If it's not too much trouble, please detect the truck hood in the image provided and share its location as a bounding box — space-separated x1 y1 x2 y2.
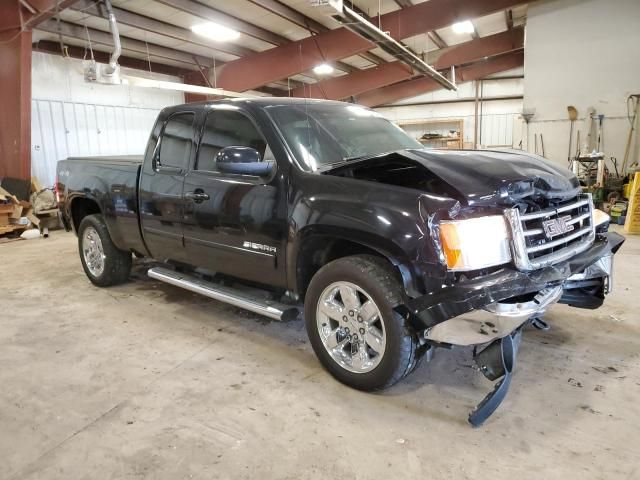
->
324 149 581 206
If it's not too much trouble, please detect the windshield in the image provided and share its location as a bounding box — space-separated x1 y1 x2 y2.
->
266 103 422 171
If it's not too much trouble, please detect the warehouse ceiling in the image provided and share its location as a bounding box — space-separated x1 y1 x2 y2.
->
27 0 529 105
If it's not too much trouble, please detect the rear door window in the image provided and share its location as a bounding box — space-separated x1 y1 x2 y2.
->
157 113 195 170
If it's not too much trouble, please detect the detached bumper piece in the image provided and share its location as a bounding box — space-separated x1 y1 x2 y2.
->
423 286 562 346
468 328 523 427
409 232 624 426
559 254 614 309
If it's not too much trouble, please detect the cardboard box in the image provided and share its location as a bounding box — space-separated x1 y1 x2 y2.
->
26 212 40 226
0 213 10 226
0 204 13 215
0 187 25 219
0 186 11 202
31 176 43 194
10 203 23 219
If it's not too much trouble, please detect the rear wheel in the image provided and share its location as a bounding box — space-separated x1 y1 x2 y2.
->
305 255 420 391
78 214 132 287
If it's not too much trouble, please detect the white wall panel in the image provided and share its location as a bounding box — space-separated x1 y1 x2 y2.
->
374 70 524 150
31 52 183 187
377 98 523 148
31 99 164 186
376 68 524 148
523 0 640 166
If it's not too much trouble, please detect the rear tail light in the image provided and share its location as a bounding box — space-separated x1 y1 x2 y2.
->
54 176 61 204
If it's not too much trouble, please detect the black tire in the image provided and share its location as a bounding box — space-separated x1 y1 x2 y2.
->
78 214 132 287
304 255 420 391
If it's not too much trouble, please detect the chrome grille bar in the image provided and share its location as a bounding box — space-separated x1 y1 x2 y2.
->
526 225 593 254
504 193 595 271
565 212 591 226
520 198 590 221
523 239 596 269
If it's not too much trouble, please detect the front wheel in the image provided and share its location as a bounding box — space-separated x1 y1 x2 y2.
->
304 255 420 391
78 214 132 287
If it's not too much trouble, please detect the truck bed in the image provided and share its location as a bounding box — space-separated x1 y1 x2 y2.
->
58 155 147 256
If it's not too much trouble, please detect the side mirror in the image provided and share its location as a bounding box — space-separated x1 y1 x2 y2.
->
216 146 274 177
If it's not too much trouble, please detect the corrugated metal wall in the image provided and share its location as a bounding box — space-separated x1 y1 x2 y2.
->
31 52 184 187
376 75 524 149
31 99 160 187
478 113 518 148
397 112 519 148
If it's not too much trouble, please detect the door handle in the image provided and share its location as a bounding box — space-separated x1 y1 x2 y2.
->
184 190 210 203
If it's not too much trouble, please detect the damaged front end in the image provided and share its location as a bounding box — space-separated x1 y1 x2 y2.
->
409 192 624 427
321 148 624 425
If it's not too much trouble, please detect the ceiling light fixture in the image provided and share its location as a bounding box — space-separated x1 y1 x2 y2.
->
191 22 240 42
313 63 334 75
452 20 475 34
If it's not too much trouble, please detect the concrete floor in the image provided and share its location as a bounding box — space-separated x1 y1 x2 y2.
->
1 227 638 480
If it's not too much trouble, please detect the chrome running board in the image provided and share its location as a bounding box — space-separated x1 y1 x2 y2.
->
148 267 299 322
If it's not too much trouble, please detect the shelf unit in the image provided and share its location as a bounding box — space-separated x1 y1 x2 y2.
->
396 118 464 149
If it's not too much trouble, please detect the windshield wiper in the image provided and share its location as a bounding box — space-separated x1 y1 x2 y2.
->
318 150 408 172
343 149 408 163
317 155 371 171
320 155 371 170
341 154 370 162
317 159 351 172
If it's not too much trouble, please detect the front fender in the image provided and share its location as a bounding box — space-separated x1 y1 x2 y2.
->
285 170 461 299
290 224 420 297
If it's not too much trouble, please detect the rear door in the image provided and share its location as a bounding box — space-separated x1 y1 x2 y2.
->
139 112 196 262
182 107 287 288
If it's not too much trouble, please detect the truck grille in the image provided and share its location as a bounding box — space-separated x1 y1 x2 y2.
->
505 194 595 270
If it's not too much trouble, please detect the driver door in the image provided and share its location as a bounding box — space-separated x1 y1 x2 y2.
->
182 107 287 288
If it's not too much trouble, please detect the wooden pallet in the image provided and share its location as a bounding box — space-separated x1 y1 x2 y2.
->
0 223 27 236
0 236 25 244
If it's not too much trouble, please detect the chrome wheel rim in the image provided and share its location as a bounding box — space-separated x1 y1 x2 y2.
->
316 281 386 374
82 226 105 278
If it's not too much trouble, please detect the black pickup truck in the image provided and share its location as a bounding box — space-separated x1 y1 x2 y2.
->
57 98 623 425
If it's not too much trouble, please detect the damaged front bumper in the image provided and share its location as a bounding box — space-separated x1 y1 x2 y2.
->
421 286 563 346
407 231 624 426
408 232 624 341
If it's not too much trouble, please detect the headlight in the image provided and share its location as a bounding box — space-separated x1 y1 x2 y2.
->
593 208 610 228
439 216 511 271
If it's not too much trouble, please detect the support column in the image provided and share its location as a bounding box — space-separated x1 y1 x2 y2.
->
0 30 32 180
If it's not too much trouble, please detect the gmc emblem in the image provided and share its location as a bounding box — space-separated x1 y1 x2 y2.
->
542 215 574 238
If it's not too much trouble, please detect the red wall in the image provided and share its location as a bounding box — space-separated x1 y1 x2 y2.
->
0 30 31 180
